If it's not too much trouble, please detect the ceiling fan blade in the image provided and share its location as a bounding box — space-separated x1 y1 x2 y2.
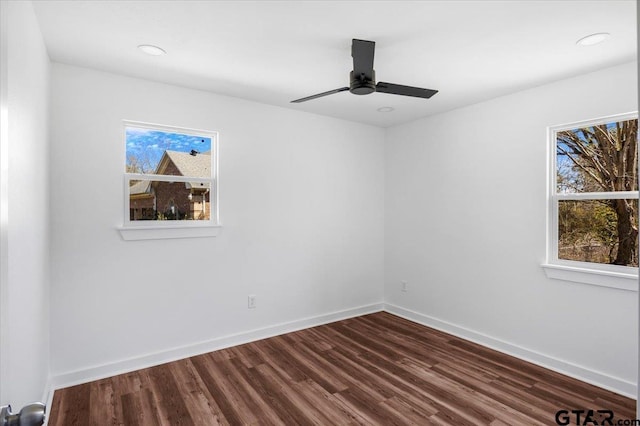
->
376 82 438 99
291 87 350 103
352 39 375 81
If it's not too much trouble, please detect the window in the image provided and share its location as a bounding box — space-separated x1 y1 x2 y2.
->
544 112 638 290
119 121 220 240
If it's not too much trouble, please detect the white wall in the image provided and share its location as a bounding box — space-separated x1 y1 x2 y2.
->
49 64 385 380
0 0 51 408
385 61 638 396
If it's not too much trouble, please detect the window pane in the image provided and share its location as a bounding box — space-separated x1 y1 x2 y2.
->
558 199 638 267
125 126 212 177
129 179 212 221
556 119 638 193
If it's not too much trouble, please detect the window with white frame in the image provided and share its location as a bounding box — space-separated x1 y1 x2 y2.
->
122 121 219 236
545 112 638 290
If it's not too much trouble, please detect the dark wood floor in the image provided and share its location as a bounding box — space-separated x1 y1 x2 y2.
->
48 312 636 425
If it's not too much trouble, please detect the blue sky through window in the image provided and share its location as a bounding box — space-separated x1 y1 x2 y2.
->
126 126 212 173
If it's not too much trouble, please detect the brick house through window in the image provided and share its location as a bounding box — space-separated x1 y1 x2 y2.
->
129 150 211 221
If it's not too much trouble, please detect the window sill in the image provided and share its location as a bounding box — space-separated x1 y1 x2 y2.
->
117 225 221 241
541 263 638 292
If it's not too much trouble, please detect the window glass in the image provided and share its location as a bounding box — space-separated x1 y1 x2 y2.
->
550 114 638 270
556 119 638 193
123 122 218 226
126 126 212 177
558 199 638 267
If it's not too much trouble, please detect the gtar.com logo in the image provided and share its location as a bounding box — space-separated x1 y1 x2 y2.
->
555 410 613 425
555 409 640 426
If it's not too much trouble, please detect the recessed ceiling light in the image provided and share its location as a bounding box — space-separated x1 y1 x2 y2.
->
377 106 395 112
576 33 610 46
137 44 166 56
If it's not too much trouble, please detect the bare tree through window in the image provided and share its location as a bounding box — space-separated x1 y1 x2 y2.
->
555 118 638 267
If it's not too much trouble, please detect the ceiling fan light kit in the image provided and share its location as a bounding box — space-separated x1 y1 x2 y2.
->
576 32 610 46
292 39 438 103
137 44 166 56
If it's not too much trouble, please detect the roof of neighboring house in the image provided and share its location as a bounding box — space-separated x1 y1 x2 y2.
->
129 150 211 192
159 150 211 178
129 180 152 196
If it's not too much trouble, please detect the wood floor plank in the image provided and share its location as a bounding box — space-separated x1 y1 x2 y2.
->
46 389 63 426
320 328 490 425
251 338 308 383
293 378 367 425
50 382 91 426
335 385 417 426
226 344 260 369
381 395 437 425
167 359 228 425
48 312 637 426
250 362 318 425
224 357 287 424
188 356 237 425
326 327 496 425
430 362 552 424
89 378 120 425
594 395 636 419
146 363 195 425
305 339 400 403
120 390 144 426
121 388 165 426
272 334 349 394
190 354 256 425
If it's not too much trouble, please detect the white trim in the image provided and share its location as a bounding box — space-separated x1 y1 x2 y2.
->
49 303 384 391
541 263 638 291
0 0 9 406
42 377 53 426
121 120 220 238
123 120 216 138
546 112 639 288
125 174 213 184
117 225 222 241
555 191 639 200
550 112 639 133
384 303 636 398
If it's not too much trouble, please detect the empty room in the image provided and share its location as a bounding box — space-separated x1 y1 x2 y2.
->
1 0 638 425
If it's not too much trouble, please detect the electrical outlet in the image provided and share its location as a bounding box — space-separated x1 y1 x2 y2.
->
401 281 408 292
248 294 256 309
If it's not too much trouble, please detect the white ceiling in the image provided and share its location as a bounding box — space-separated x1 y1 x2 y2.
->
32 1 637 128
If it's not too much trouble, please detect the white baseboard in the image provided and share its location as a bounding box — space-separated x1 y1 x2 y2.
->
49 303 384 392
47 302 635 403
42 377 54 426
384 303 637 398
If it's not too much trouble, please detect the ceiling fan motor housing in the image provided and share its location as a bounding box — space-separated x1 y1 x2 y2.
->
350 70 376 95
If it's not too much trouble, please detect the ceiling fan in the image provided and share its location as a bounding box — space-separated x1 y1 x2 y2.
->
291 39 438 103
